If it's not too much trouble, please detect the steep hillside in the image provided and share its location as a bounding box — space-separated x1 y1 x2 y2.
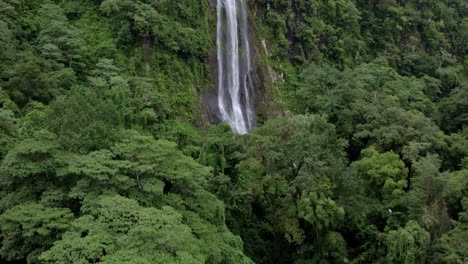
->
0 0 466 264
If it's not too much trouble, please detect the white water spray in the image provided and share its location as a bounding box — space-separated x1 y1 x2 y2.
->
217 0 255 134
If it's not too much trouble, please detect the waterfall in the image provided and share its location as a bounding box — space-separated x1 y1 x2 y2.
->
217 0 255 134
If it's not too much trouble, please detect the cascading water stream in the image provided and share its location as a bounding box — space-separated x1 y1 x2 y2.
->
217 0 255 134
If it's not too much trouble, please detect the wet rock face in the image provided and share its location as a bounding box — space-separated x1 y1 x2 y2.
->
201 51 222 125
200 43 222 126
207 0 217 8
201 90 222 125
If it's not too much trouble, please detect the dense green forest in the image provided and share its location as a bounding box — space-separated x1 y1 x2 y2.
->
0 0 466 263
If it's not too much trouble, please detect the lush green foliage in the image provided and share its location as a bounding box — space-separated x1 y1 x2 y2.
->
0 0 466 263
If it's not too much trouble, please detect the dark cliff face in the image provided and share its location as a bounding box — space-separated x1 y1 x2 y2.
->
207 0 217 8
200 0 283 129
200 50 223 125
248 21 286 124
199 0 222 127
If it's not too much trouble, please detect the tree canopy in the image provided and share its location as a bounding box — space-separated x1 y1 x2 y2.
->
0 0 466 263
